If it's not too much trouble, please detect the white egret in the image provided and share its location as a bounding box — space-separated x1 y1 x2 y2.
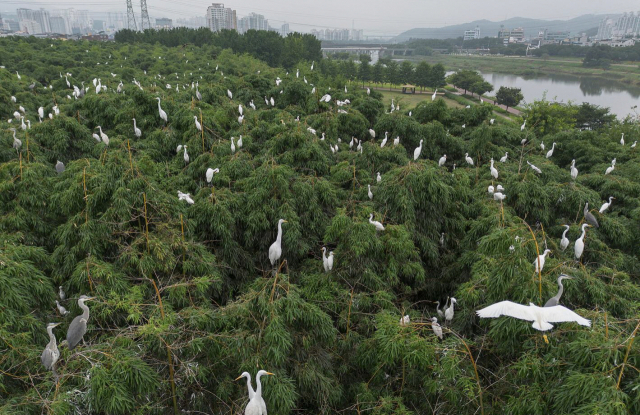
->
369 129 376 139
477 301 590 331
500 152 508 163
520 120 526 131
235 372 255 401
436 299 447 319
11 95 16 102
546 142 556 158
570 159 578 179
10 128 21 152
367 87 371 95
488 185 495 195
462 124 466 129
357 140 362 152
574 223 591 260
368 184 373 200
540 141 545 151
268 219 288 266
183 146 189 164
227 89 233 99
496 184 504 192
206 167 219 183
583 203 599 228
133 118 141 137
413 139 423 161
56 300 69 315
59 286 65 300
20 117 26 131
95 78 102 94
38 107 44 121
93 132 101 142
533 249 552 274
16 71 21 80
238 104 243 116
13 111 21 120
307 127 316 135
599 196 614 213
194 116 202 132
466 105 470 109
490 158 498 179
527 161 541 174
605 163 614 175
178 191 195 204
544 274 573 307
369 213 384 231
270 97 275 106
560 225 570 251
320 132 326 141
393 136 400 146
231 137 236 154
620 133 624 145
96 126 109 145
431 317 443 339
321 247 330 272
238 135 243 148
493 192 506 201
438 155 447 166
156 98 168 124
376 172 382 183
631 141 637 148
41 322 62 375
444 298 457 325
464 153 474 166
400 315 410 326
238 115 244 124
249 100 256 111
380 132 388 148
490 118 495 125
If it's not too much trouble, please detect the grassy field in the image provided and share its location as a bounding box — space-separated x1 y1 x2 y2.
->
378 90 464 110
404 54 640 86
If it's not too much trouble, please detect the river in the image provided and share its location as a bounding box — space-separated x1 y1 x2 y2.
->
479 72 640 118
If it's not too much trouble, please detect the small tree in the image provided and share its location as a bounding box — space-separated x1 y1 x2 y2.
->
470 80 493 97
446 70 483 94
495 86 524 110
414 61 431 91
399 61 415 85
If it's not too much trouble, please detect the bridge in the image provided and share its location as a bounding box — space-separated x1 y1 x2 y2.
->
321 46 387 63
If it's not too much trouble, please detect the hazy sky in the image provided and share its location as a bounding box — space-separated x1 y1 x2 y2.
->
2 0 634 36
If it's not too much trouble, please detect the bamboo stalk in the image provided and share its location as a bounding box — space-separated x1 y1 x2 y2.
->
604 312 608 340
449 330 484 415
18 153 22 179
200 109 204 153
346 287 354 337
616 321 640 390
127 140 134 175
143 193 150 253
25 131 29 163
83 167 88 224
523 220 542 303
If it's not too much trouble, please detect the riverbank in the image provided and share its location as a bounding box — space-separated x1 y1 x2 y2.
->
403 55 640 87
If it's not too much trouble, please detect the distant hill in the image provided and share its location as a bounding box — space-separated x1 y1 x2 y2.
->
394 14 615 41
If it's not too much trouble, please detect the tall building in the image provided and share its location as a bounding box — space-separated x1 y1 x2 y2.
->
17 8 51 33
237 12 268 34
50 16 71 34
350 29 363 41
156 18 172 29
498 27 525 43
20 20 42 34
463 26 480 40
206 3 236 32
280 23 290 37
597 12 640 40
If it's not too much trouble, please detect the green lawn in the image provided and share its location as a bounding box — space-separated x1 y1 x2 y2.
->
378 90 464 110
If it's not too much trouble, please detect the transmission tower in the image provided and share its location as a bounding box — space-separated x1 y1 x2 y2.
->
126 0 137 31
140 0 151 30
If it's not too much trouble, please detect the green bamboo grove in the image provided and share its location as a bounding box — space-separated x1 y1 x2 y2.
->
0 35 639 415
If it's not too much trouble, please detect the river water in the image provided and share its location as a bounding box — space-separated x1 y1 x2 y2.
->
479 72 640 118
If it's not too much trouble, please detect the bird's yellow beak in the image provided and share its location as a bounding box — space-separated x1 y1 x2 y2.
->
282 220 288 223
234 375 244 381
265 372 275 376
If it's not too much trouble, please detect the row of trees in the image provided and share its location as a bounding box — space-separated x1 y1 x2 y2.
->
115 28 322 69
446 69 494 96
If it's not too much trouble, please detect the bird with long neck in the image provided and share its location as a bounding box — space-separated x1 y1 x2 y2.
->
560 225 570 251
41 322 62 376
66 295 95 350
268 219 287 268
574 223 591 261
255 370 274 415
235 371 255 400
544 274 573 307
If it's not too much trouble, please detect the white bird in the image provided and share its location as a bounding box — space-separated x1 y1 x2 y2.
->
574 223 591 260
11 96 16 102
270 97 275 107
238 104 243 116
20 117 26 131
496 184 504 192
560 225 570 251
58 286 65 300
632 141 637 148
368 184 373 200
527 161 541 174
133 118 141 137
56 300 69 315
206 167 219 183
414 140 423 161
16 71 21 79
321 247 330 272
540 141 545 151
178 191 194 205
268 219 288 266
498 153 508 164
237 135 243 148
490 158 498 179
431 317 443 339
10 128 21 151
493 192 506 201
92 132 101 142
400 315 410 326
520 120 526 131
376 172 382 183
242 370 274 415
490 118 495 125
231 137 236 154
437 299 447 319
249 100 256 111
183 146 189 164
380 132 388 148
432 89 437 101
357 140 362 152
533 249 552 274
320 94 331 103
546 142 556 158
96 126 109 145
369 129 376 139
156 98 168 124
599 196 614 213
393 136 400 146
367 88 370 95
570 159 578 180
227 89 233 99
194 116 202 132
13 111 21 120
464 153 474 166
95 78 102 94
38 107 44 121
238 115 244 125
444 298 457 324
465 105 470 109
477 301 590 332
369 213 384 231
620 133 624 145
488 185 495 195
438 155 447 166
461 124 466 129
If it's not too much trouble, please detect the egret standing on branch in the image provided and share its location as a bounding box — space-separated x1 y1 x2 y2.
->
206 167 219 183
560 225 570 251
445 298 457 325
156 97 167 124
66 295 96 350
413 140 423 161
546 142 556 158
269 219 288 267
490 158 498 179
133 118 141 138
477 301 590 331
431 317 443 339
369 213 385 231
599 196 614 213
544 274 573 307
533 249 552 274
574 223 591 260
194 116 202 132
235 372 255 401
570 160 578 180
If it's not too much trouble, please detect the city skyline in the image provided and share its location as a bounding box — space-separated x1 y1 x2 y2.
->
0 0 636 37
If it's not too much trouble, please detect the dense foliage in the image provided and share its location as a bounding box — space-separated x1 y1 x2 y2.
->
1 36 639 415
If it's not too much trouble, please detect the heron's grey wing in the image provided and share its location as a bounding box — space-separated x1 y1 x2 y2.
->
66 316 87 350
541 306 591 327
543 297 558 308
41 348 54 369
476 301 535 322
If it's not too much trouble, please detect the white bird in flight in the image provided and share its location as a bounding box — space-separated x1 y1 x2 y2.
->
477 301 590 331
178 191 194 205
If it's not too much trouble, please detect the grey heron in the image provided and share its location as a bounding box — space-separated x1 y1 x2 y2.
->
56 300 69 316
268 219 287 266
41 322 62 375
444 298 457 325
583 203 599 228
544 274 573 307
431 317 443 339
66 295 96 350
369 214 384 231
55 161 65 174
477 301 590 331
59 286 65 300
